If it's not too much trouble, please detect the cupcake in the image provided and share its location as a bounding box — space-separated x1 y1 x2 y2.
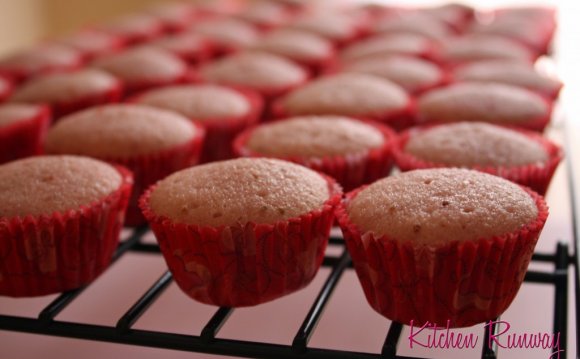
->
139 158 342 307
0 45 83 84
337 168 548 327
91 47 189 96
339 33 439 63
284 12 365 46
132 84 263 162
234 116 396 190
438 35 535 65
248 30 335 74
452 60 563 100
9 69 123 119
373 12 454 41
45 104 205 226
0 104 51 164
394 122 563 194
199 52 308 106
0 76 12 103
144 2 199 33
273 73 413 130
0 155 132 297
53 31 126 61
141 32 213 65
190 18 260 56
235 1 292 30
93 14 164 45
336 55 446 95
419 3 474 31
417 82 552 131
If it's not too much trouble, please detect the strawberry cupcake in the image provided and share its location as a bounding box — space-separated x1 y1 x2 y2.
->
140 158 342 307
93 14 164 45
91 47 189 96
140 32 213 65
438 34 536 65
234 115 396 190
190 18 260 56
45 104 205 226
337 168 548 327
339 33 439 63
0 155 132 297
54 31 126 61
273 73 413 130
9 69 123 119
132 84 263 162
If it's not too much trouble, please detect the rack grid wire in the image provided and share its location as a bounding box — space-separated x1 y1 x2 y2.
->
0 129 578 359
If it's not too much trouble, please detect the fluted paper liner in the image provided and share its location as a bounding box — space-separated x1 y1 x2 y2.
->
336 186 549 328
0 166 133 297
139 176 342 307
0 105 51 164
233 121 397 191
393 125 563 195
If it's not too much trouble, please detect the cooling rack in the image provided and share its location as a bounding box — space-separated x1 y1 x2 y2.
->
0 130 577 359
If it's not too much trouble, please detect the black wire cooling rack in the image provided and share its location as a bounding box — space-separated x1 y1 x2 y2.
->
0 130 578 359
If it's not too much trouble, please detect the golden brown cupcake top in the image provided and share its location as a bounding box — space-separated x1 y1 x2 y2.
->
200 52 307 89
10 69 118 104
245 116 385 157
249 30 333 62
418 82 548 124
0 104 42 128
340 34 431 62
347 168 538 245
341 55 442 92
135 85 251 122
0 155 122 218
92 47 186 83
149 158 329 226
282 73 409 117
453 61 562 94
46 104 197 158
192 18 260 48
439 35 532 63
405 122 548 166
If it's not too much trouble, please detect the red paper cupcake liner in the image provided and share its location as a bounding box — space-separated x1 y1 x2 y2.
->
0 105 51 164
49 81 124 121
139 175 342 307
393 125 563 195
336 185 549 327
0 76 13 103
168 40 214 65
233 121 397 191
0 60 84 85
103 125 205 226
0 166 133 297
270 97 418 131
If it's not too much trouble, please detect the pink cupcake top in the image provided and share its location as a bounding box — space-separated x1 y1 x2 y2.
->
453 61 562 97
94 14 164 43
191 18 260 49
235 2 291 28
280 73 409 117
417 82 549 126
200 52 307 92
92 47 187 86
439 35 534 63
149 158 329 226
340 55 443 93
135 84 251 122
373 12 453 41
143 33 208 58
339 33 434 63
0 45 82 80
0 155 122 218
55 31 124 59
285 12 360 42
249 29 333 63
144 2 198 30
0 104 44 128
46 104 198 159
10 69 119 104
347 168 538 245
